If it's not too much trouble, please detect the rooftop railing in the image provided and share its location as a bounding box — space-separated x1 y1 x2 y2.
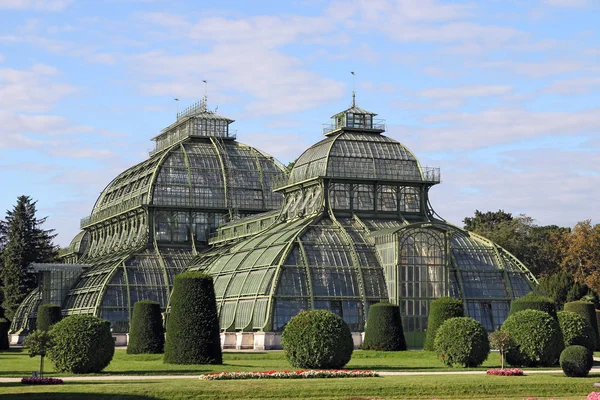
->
323 119 386 135
80 196 146 228
150 129 237 156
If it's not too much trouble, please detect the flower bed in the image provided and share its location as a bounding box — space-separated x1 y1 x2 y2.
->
199 369 378 380
486 368 524 376
21 377 64 385
588 392 600 400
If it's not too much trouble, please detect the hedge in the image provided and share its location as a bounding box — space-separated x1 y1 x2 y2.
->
424 297 463 351
127 300 164 354
282 310 354 369
434 317 490 368
560 345 593 377
557 311 595 350
47 315 114 373
0 318 9 350
501 309 563 367
564 301 600 350
509 294 557 319
362 302 406 351
164 271 222 364
36 304 62 332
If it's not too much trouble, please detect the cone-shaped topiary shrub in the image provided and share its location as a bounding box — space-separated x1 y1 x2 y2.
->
164 271 222 364
424 297 463 351
282 310 353 369
47 315 114 373
434 317 490 367
557 311 595 350
564 301 600 350
362 302 406 351
509 294 557 319
36 304 62 332
0 318 10 350
501 309 563 367
128 300 164 354
560 345 593 377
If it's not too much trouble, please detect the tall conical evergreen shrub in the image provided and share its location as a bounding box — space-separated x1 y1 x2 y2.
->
164 272 222 364
564 301 600 350
424 297 463 351
36 304 62 331
362 302 406 351
128 300 164 354
0 318 10 350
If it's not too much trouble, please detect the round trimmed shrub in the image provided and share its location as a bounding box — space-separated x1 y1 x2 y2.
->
557 311 595 350
164 272 222 365
560 345 593 377
564 301 599 350
47 315 114 373
0 318 10 350
128 300 164 354
509 294 557 319
362 302 406 351
282 310 353 369
424 297 463 351
433 317 489 367
501 309 563 367
36 304 62 332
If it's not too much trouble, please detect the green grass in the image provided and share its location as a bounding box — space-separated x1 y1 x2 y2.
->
1 374 599 399
0 348 517 377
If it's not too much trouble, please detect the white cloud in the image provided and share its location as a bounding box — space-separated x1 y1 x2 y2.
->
543 0 589 7
0 0 71 11
543 76 600 94
419 85 513 99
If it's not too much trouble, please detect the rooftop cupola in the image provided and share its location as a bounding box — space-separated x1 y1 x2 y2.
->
150 98 235 156
323 94 386 136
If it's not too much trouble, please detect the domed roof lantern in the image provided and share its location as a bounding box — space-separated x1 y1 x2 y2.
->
323 92 386 136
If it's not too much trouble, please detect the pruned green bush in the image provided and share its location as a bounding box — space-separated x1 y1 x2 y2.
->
36 304 62 332
128 300 164 354
47 315 114 373
509 294 557 319
424 297 463 351
557 311 595 350
164 272 222 365
0 318 10 350
564 301 599 350
433 317 489 368
559 345 593 377
362 302 406 351
282 310 353 369
501 309 563 367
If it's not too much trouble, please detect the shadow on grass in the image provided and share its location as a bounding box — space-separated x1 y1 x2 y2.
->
0 394 157 400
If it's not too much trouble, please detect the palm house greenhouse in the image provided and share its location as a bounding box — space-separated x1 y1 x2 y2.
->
11 98 537 348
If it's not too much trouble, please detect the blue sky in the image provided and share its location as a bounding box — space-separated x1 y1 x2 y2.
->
0 0 598 247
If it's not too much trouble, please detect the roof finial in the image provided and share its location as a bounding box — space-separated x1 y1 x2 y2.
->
202 80 208 111
350 71 356 107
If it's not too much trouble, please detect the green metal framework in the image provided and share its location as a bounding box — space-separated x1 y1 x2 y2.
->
11 101 287 334
187 103 537 345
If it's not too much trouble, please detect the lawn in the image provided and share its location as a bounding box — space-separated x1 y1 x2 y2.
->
1 349 598 399
0 348 513 377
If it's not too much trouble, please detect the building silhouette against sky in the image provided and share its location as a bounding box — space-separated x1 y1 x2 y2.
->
12 99 537 347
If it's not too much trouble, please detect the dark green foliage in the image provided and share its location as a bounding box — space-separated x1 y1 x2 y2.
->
434 317 489 368
0 196 57 320
23 329 54 377
501 309 563 367
47 315 114 373
128 300 164 354
36 304 62 332
509 294 557 319
559 345 593 377
0 318 9 350
557 311 595 350
563 301 600 350
362 302 406 351
164 272 222 365
282 310 354 369
536 271 573 307
596 310 600 344
424 297 463 351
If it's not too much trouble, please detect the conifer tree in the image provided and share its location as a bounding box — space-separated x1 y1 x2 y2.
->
0 196 57 321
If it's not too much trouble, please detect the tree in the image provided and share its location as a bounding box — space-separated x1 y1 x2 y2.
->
489 330 512 370
0 196 57 321
561 221 600 294
23 330 54 377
